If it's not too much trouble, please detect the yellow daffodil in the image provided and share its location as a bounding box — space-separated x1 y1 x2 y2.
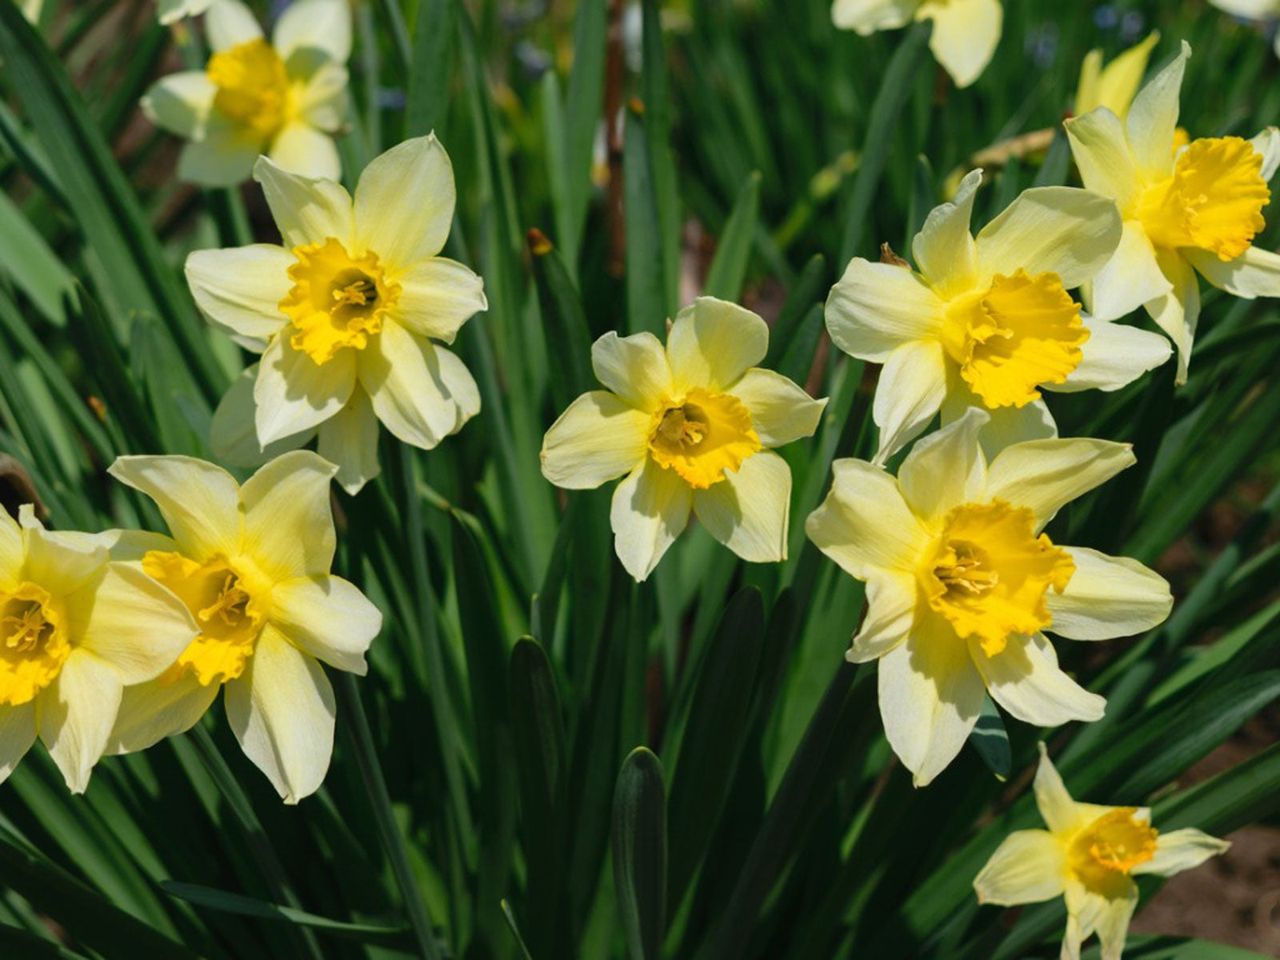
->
975 744 1230 960
541 297 827 582
1066 42 1280 384
0 506 196 793
157 0 215 24
805 411 1172 786
1075 32 1160 120
826 175 1169 461
1210 0 1280 58
142 0 350 185
832 0 1002 89
106 452 381 804
186 135 485 494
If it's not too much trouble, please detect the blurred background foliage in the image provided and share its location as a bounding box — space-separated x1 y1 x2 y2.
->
0 0 1279 957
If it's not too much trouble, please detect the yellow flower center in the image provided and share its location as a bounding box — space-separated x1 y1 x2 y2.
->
921 501 1075 655
1069 808 1158 887
142 551 268 687
206 38 293 140
0 582 70 706
941 270 1089 409
279 238 402 365
647 388 761 489
1134 136 1269 262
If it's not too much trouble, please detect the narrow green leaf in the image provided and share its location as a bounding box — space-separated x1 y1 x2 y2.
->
666 588 765 911
703 172 762 301
161 882 411 943
509 637 569 959
405 0 454 138
558 0 607 268
838 21 932 265
968 698 1010 782
613 747 667 960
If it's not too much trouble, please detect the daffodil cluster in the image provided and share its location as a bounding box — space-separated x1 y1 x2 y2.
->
0 452 379 803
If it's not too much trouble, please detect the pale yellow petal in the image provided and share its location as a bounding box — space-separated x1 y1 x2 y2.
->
354 134 455 266
727 369 826 448
692 450 790 563
359 323 480 450
108 672 218 754
911 169 982 296
1146 247 1200 386
666 297 768 393
108 456 242 561
1249 126 1280 181
1093 885 1138 960
252 155 355 249
295 62 348 132
37 650 123 794
897 407 988 523
609 458 692 582
267 123 340 181
240 450 338 583
983 438 1134 529
393 258 487 344
210 365 315 468
1048 547 1172 640
805 458 930 579
140 71 214 139
1132 828 1230 877
177 122 260 187
1064 108 1142 208
317 387 381 495
0 510 20 584
20 519 105 598
225 624 335 804
872 338 948 463
205 0 263 51
878 613 986 786
66 563 197 684
590 331 672 410
973 830 1066 905
185 244 292 342
975 187 1122 290
1087 220 1171 322
846 573 915 663
269 574 381 675
540 391 650 490
825 260 946 362
969 633 1106 727
1186 245 1280 299
1050 315 1171 393
0 703 36 785
273 0 352 62
830 0 914 34
1125 40 1189 179
923 0 1002 89
254 333 356 445
940 378 1058 459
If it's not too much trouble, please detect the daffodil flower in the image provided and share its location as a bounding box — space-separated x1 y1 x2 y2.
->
186 135 485 494
1075 31 1160 120
106 452 382 804
1066 42 1280 384
831 0 1002 89
0 506 196 793
142 0 351 185
540 297 827 582
1209 0 1280 59
826 174 1169 461
805 411 1172 786
974 744 1229 960
157 0 215 24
